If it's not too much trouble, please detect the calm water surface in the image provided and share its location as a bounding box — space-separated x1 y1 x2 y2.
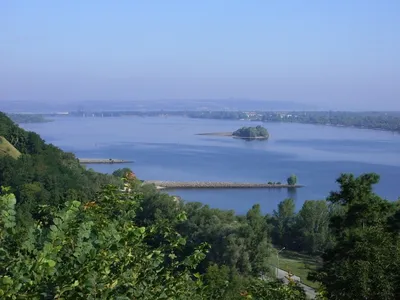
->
22 116 400 214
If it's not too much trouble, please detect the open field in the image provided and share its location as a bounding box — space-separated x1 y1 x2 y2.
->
0 136 21 159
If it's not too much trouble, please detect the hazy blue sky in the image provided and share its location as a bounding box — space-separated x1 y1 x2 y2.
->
1 1 399 109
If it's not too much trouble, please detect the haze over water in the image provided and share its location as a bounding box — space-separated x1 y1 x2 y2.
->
20 116 400 214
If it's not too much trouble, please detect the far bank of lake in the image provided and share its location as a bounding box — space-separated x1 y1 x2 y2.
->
21 116 400 214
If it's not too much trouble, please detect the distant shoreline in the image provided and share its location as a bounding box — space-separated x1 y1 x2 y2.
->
78 158 134 164
196 132 269 140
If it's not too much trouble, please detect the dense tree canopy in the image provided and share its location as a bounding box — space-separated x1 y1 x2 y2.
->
232 126 269 139
309 173 400 300
0 112 120 220
286 174 297 186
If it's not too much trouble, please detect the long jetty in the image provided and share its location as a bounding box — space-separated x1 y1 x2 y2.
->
144 181 303 189
78 158 133 164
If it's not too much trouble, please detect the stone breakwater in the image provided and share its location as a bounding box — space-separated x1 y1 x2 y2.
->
78 158 134 164
144 181 303 189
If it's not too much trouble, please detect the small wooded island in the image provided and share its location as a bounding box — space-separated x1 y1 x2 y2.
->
197 125 269 140
232 125 269 139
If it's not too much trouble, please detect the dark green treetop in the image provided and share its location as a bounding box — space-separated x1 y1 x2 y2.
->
232 126 269 138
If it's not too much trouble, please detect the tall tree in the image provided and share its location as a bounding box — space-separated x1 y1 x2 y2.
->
296 200 330 254
271 198 296 247
311 173 400 300
287 174 297 186
0 184 208 299
246 204 271 275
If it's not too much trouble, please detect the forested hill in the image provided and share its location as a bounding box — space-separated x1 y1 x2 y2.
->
0 112 119 210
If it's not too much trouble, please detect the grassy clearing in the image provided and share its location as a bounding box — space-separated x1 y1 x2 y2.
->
269 247 321 289
0 136 21 159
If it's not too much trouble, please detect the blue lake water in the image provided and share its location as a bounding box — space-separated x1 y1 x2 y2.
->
21 116 400 214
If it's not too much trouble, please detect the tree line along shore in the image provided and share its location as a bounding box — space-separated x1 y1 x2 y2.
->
26 110 400 134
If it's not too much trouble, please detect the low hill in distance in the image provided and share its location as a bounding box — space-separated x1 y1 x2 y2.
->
0 136 21 159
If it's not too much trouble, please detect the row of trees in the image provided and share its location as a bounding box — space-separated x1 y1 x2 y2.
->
57 110 400 133
269 198 332 255
262 111 400 133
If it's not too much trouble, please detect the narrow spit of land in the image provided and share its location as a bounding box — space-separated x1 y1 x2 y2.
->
78 158 134 164
144 180 303 189
196 132 233 137
196 132 269 140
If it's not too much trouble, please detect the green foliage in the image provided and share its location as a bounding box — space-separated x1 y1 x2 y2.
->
0 183 309 299
176 202 273 277
243 277 307 300
232 126 269 138
286 174 297 186
0 185 209 299
202 264 307 300
112 168 133 178
296 200 331 254
270 198 296 248
0 112 120 216
310 173 400 300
